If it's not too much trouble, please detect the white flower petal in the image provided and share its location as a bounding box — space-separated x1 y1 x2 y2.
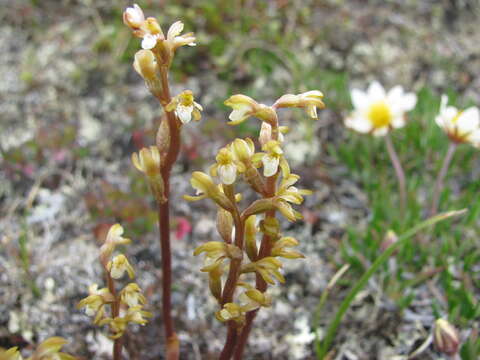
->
351 88 369 110
345 114 373 133
141 34 157 50
367 81 386 102
400 93 417 112
456 107 480 133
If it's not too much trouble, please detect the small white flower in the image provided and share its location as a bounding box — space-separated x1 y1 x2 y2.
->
345 81 417 136
435 95 480 146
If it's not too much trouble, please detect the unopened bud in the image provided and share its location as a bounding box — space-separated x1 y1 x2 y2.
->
434 318 460 356
380 230 398 253
156 118 170 158
245 215 258 261
242 198 275 218
216 209 233 243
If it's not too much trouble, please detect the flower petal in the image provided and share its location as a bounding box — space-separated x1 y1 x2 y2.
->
367 81 386 102
141 34 157 50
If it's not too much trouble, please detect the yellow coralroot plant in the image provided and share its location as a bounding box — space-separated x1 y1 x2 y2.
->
185 91 325 359
0 337 76 360
123 4 201 359
78 224 151 360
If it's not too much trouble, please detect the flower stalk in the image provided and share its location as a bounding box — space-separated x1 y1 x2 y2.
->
124 5 201 358
430 142 457 216
385 133 407 214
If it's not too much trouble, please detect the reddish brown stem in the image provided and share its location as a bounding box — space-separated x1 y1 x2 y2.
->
219 323 238 360
234 177 278 359
221 213 245 305
156 66 181 359
158 197 175 339
106 273 123 360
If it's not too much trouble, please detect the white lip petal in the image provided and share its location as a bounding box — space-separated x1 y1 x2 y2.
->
167 21 184 40
262 155 280 177
456 107 480 133
141 34 157 50
350 88 369 110
219 164 237 185
367 81 386 101
229 108 247 122
176 105 193 124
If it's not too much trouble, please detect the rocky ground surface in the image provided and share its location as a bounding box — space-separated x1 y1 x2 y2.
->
1 0 479 359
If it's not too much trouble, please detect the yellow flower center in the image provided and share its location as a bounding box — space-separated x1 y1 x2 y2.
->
368 101 392 128
451 111 463 124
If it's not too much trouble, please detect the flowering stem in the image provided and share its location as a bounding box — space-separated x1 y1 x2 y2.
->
106 273 123 360
430 142 456 216
219 208 244 358
219 323 239 360
385 133 407 214
156 65 181 359
233 117 279 359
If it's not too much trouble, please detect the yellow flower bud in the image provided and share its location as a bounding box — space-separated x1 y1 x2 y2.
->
132 146 161 178
34 337 75 359
231 138 255 163
259 217 280 237
132 146 166 203
275 90 325 119
242 198 276 218
99 224 131 265
133 49 158 82
224 95 277 126
245 215 258 261
216 209 233 243
187 172 234 211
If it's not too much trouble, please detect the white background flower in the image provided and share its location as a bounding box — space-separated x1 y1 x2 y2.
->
345 81 417 136
435 95 480 146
